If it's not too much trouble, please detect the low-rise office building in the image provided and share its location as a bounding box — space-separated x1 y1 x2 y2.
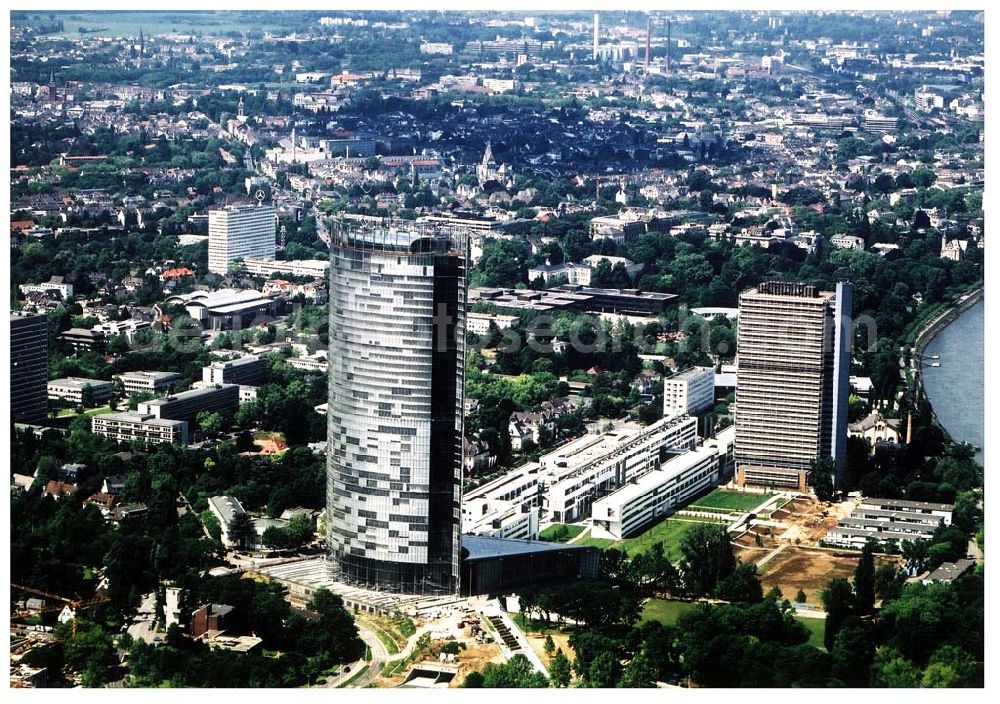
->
114 370 182 395
241 257 329 278
91 412 189 446
137 384 239 423
466 311 521 336
824 497 953 549
591 429 735 540
202 356 268 386
542 415 699 523
208 495 250 548
47 377 114 405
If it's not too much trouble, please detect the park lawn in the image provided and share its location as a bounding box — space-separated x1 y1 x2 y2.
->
621 518 724 560
580 518 723 560
56 404 116 418
689 489 775 513
641 599 827 651
539 523 585 542
794 616 826 650
640 598 701 625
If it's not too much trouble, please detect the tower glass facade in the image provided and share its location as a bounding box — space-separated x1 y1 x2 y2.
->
327 219 466 594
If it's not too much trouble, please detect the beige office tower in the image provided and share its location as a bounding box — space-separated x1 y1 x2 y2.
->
735 281 853 492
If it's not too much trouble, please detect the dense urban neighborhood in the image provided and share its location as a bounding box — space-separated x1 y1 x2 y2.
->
9 9 984 690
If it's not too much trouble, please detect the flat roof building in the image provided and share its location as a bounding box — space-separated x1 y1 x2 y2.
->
663 366 716 419
735 281 853 491
91 412 189 446
591 431 734 540
137 383 239 424
114 370 182 395
47 377 114 405
202 355 267 386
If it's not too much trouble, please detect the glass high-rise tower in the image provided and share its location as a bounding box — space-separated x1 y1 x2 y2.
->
326 218 466 594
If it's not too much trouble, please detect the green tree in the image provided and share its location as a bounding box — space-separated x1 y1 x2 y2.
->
480 654 548 688
829 623 875 687
619 648 657 688
679 522 736 596
197 411 224 437
821 578 855 651
587 650 620 688
854 541 876 615
872 647 921 687
548 648 572 687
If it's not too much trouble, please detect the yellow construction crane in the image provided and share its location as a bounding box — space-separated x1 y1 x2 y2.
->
12 583 109 636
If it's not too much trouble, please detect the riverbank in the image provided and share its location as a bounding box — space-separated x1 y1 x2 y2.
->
911 286 983 359
909 286 984 459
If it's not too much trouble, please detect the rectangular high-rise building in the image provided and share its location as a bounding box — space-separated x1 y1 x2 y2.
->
208 204 277 275
327 219 467 594
734 281 852 492
10 312 49 424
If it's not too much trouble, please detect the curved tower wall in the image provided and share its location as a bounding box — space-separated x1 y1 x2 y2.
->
327 222 466 594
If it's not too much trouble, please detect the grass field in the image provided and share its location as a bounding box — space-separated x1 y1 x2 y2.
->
55 404 115 419
796 616 826 650
582 517 724 560
639 598 701 625
689 489 775 513
539 523 586 543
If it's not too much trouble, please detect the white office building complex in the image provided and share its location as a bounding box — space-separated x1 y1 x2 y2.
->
47 377 114 405
541 415 698 523
242 257 330 278
591 427 735 540
208 204 277 274
663 366 716 419
327 219 467 594
462 462 543 540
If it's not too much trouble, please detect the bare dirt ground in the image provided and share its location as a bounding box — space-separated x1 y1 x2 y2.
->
754 546 902 604
523 628 575 669
451 640 505 687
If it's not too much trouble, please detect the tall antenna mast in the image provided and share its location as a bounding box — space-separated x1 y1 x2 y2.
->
646 14 651 69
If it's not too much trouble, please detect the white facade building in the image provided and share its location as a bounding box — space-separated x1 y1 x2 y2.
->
47 377 114 404
591 431 734 540
208 204 277 275
114 371 182 395
91 412 189 445
663 366 716 419
242 257 329 278
542 415 698 523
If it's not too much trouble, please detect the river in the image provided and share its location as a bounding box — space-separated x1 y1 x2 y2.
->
920 299 984 464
